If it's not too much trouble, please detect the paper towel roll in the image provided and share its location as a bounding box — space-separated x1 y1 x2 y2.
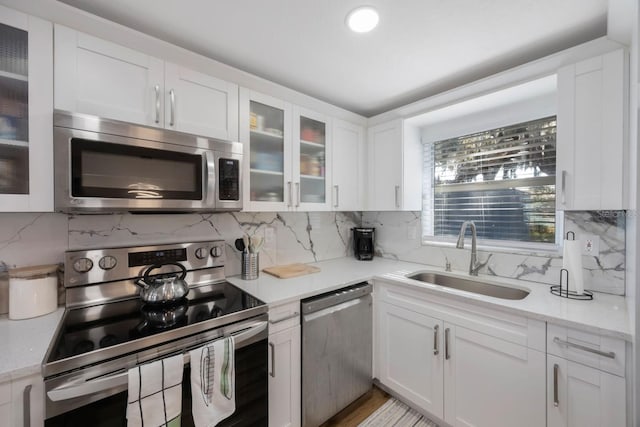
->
562 239 584 295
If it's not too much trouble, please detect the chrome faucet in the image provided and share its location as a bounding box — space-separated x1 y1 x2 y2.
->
456 221 482 276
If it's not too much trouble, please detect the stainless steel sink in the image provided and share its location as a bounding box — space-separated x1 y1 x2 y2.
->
406 271 530 300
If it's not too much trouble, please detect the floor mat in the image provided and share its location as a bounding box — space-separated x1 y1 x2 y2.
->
357 398 439 426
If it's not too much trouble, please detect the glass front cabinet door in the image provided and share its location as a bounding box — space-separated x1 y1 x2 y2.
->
0 6 53 212
240 89 292 211
293 107 331 211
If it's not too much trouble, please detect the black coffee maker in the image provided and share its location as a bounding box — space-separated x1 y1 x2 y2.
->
353 227 375 260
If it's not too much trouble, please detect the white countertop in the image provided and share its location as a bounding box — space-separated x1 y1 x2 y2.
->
0 308 64 382
0 256 632 382
228 257 632 341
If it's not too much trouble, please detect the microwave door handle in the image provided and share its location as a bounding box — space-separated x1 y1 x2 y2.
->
47 320 267 402
204 151 216 203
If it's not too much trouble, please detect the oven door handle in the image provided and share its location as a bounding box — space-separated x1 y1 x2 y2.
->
47 321 268 402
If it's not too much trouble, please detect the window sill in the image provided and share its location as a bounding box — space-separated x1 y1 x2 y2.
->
421 237 562 257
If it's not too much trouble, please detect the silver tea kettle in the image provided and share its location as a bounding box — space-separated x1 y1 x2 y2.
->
135 263 190 304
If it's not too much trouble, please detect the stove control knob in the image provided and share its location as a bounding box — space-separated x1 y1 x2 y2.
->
73 257 93 273
98 255 117 270
210 246 223 258
195 247 209 259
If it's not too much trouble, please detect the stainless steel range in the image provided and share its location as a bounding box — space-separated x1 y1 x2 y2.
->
42 240 268 426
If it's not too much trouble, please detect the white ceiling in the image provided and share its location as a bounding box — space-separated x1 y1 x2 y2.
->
58 0 608 117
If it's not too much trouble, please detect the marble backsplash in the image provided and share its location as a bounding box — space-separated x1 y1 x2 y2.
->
0 211 361 277
362 210 626 295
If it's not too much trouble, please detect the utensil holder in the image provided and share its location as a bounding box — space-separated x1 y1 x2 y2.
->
242 252 259 280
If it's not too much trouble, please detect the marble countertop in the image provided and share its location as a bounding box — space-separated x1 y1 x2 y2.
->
0 308 64 383
0 256 632 382
228 257 632 341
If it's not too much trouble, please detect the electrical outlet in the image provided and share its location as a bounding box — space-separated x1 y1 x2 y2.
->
581 234 600 256
264 226 276 249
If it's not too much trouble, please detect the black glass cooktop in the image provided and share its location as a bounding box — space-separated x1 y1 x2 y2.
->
46 282 264 364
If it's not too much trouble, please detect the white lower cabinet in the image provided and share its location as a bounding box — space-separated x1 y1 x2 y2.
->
375 281 546 427
444 325 545 427
0 373 44 427
377 301 443 418
546 323 626 427
268 302 301 427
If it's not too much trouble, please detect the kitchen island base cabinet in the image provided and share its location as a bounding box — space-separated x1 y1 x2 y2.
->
375 281 545 427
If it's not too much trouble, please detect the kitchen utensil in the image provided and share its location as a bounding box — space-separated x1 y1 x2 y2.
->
250 235 263 253
243 235 250 253
235 238 245 252
262 263 320 279
135 263 190 304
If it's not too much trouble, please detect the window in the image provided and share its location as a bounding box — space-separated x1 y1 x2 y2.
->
422 116 558 249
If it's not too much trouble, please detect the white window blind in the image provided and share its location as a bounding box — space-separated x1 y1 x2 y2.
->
422 116 557 245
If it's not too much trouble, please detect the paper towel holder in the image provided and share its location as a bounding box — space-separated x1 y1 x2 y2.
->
550 268 593 300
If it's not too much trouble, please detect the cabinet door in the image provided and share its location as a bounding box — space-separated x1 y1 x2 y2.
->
10 374 44 427
55 25 164 127
547 355 625 427
0 6 53 212
240 89 292 211
332 119 363 211
268 325 301 427
443 324 545 427
556 49 627 210
293 107 331 211
376 301 444 418
367 120 402 210
164 63 238 140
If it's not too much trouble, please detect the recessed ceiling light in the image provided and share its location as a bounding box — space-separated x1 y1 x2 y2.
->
346 6 379 33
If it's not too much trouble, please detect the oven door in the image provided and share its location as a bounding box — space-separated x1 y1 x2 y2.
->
54 126 216 212
44 317 268 426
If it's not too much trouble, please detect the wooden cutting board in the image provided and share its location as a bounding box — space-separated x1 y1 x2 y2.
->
262 263 321 279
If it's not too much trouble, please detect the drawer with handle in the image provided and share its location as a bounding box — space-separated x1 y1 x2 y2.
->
268 301 300 334
547 323 625 377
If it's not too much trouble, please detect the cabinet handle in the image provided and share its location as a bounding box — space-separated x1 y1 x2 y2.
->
552 337 616 359
444 327 450 360
553 364 559 407
561 170 567 205
269 312 299 324
269 342 276 378
154 84 160 124
334 185 339 208
287 181 292 207
295 182 300 207
395 185 400 208
433 324 439 355
23 384 32 427
169 89 176 126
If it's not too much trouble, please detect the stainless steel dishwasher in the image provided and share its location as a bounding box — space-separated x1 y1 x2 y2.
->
301 282 373 427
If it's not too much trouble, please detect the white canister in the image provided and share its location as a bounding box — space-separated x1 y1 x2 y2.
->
9 264 59 320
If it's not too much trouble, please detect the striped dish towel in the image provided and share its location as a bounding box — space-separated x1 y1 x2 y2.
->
190 336 235 427
126 354 184 427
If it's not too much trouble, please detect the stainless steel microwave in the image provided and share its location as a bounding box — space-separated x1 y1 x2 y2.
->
54 111 242 213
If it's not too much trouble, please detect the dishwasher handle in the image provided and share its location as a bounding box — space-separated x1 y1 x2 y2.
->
301 282 372 314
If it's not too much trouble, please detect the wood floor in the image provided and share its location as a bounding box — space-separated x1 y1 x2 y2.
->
319 387 391 427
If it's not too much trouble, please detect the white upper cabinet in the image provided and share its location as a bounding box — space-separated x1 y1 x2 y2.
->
332 119 364 211
164 63 238 140
0 6 53 212
240 88 332 212
293 106 331 211
556 48 628 210
55 25 163 127
367 119 422 211
54 25 238 140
